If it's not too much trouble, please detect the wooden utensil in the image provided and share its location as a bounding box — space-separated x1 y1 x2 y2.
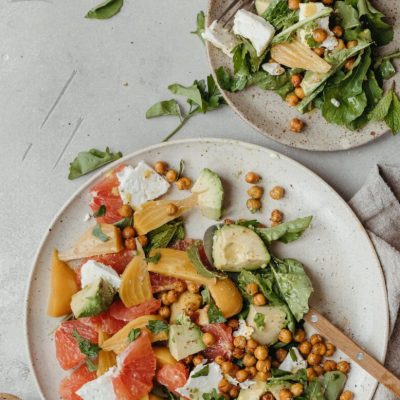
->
305 307 400 397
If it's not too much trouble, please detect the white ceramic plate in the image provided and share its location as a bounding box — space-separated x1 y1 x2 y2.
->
205 0 400 151
26 138 389 399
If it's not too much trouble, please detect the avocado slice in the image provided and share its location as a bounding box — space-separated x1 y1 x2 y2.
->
71 277 115 318
246 305 287 345
191 168 224 220
238 381 267 400
212 225 270 271
168 321 205 361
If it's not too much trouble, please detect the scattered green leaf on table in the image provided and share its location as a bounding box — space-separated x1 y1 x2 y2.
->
191 11 205 43
385 92 400 134
86 0 123 19
146 100 182 119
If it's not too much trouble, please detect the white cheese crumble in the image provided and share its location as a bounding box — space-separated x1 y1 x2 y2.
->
202 20 239 57
226 375 257 389
80 260 121 289
262 62 285 76
176 362 222 400
233 319 254 340
331 98 341 107
279 347 307 373
233 9 275 56
117 161 170 208
76 368 116 400
83 213 91 222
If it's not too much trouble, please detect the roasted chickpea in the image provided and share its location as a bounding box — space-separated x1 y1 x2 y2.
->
294 329 306 343
166 290 178 304
202 332 216 347
307 353 322 366
192 354 204 366
173 280 186 293
227 319 239 329
122 226 135 240
158 306 171 319
339 391 353 400
160 292 171 306
288 0 300 10
278 329 293 344
182 354 193 364
253 293 267 306
246 366 257 378
313 47 325 57
218 378 232 393
312 342 327 356
125 237 137 250
325 343 335 357
272 360 280 369
224 218 235 225
221 361 234 374
332 25 343 37
154 161 168 175
248 185 264 199
229 386 240 398
291 383 304 397
232 347 245 359
176 177 192 190
310 334 323 346
279 388 293 400
215 355 225 365
291 74 303 87
233 336 247 349
236 369 249 383
246 338 259 354
271 209 284 223
322 0 333 5
254 345 269 361
137 235 148 247
306 367 317 380
118 204 133 217
313 365 324 376
243 353 257 367
166 203 178 216
256 359 271 373
187 282 200 293
261 393 274 400
298 341 312 356
286 93 300 107
246 282 259 296
256 372 271 383
290 118 305 133
294 87 305 99
323 360 337 372
186 301 200 313
270 186 285 200
337 361 351 374
165 169 177 183
275 348 288 363
347 40 358 49
245 172 260 184
247 198 262 212
344 57 356 71
313 28 328 43
336 39 346 50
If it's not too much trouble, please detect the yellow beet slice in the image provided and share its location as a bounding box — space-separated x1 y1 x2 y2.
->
134 194 198 235
59 224 124 261
153 347 177 368
101 315 168 354
97 331 117 377
47 249 79 317
271 40 331 73
147 248 216 286
119 250 152 307
208 278 243 318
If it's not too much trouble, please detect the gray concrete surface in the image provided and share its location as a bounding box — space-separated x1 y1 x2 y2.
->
0 0 399 397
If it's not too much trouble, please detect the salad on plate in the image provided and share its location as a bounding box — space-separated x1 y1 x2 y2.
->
47 161 353 400
202 0 400 134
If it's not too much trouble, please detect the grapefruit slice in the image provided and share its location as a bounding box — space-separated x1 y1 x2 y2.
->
59 364 96 400
149 272 180 293
202 323 233 360
55 320 98 370
109 299 161 322
156 362 188 392
112 330 156 400
81 309 126 335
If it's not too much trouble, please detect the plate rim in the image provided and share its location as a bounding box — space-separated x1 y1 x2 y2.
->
24 137 389 399
204 1 388 152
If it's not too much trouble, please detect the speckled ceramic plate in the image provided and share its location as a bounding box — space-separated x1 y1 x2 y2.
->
26 139 388 399
206 1 400 151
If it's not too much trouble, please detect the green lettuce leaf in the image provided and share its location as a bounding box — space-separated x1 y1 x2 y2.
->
368 88 393 121
304 379 325 399
262 0 298 30
323 371 347 400
374 51 400 81
385 92 400 135
335 1 360 29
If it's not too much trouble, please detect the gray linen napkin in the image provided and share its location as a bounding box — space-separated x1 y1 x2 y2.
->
349 165 400 400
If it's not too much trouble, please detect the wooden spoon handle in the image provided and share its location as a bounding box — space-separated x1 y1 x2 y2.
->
304 307 400 397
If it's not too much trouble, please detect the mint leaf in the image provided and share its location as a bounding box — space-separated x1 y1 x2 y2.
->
192 365 209 378
384 92 400 135
191 11 205 44
146 252 161 264
85 0 123 19
86 359 98 372
128 328 141 342
114 216 133 230
207 303 226 324
93 205 106 218
146 320 169 334
254 312 265 330
73 330 100 359
187 245 225 279
146 219 184 253
368 89 393 121
92 224 110 242
68 147 122 180
146 100 182 120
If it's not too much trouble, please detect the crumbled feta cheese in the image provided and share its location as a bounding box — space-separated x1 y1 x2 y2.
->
233 9 275 56
331 98 340 107
176 362 222 400
226 375 257 389
83 213 91 222
81 260 121 289
262 62 285 76
279 348 307 373
202 20 239 57
233 319 254 340
117 161 170 207
76 368 116 400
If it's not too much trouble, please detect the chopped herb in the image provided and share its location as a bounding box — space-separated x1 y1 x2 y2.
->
128 328 141 342
207 303 226 324
72 330 100 359
146 320 169 334
85 0 123 19
145 252 161 264
92 223 110 242
187 245 225 279
176 160 185 180
93 205 106 218
254 312 265 330
192 364 209 378
86 359 98 372
146 219 185 253
201 288 212 305
289 348 298 361
114 216 133 230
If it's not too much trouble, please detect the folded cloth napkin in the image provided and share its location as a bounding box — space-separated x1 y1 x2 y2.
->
349 165 400 400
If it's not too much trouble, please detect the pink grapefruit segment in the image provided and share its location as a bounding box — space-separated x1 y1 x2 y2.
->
59 364 97 400
109 298 161 322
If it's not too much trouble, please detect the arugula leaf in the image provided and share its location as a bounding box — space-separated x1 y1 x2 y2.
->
368 88 393 121
268 368 307 383
192 365 209 378
191 11 205 44
169 83 206 112
92 223 110 242
208 303 226 323
68 147 122 180
335 1 360 29
262 0 298 30
114 216 133 230
146 219 185 253
187 245 225 279
128 328 141 342
146 320 169 334
384 91 400 135
256 216 313 244
146 100 182 120
93 205 106 218
73 330 100 359
85 0 123 19
323 371 347 400
253 312 265 330
146 252 161 264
